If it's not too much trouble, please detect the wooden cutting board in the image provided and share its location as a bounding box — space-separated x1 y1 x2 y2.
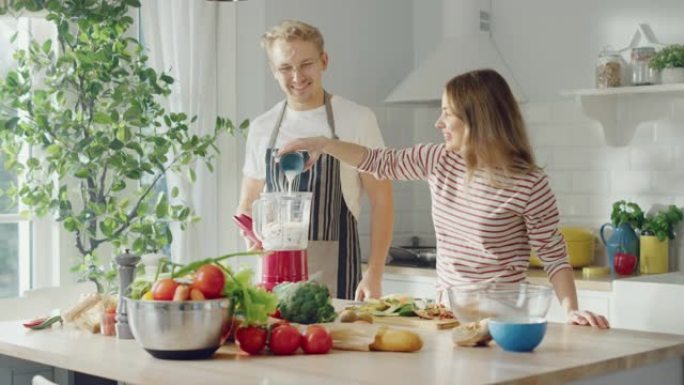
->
371 315 459 330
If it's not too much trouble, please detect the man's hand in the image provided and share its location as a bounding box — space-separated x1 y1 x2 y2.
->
354 270 382 301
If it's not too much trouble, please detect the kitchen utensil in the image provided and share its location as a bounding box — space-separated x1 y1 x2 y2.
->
371 315 458 330
530 227 595 268
232 214 260 245
447 283 552 324
489 317 547 352
233 213 308 290
600 223 639 277
252 191 312 251
639 235 669 274
278 150 309 174
126 297 232 360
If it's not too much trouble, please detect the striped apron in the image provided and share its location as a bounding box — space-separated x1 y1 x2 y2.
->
264 92 361 299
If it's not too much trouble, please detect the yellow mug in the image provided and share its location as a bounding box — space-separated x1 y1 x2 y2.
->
639 235 668 274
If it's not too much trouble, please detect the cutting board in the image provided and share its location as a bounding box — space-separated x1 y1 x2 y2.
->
371 315 459 330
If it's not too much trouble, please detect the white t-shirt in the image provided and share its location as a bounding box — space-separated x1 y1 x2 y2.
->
242 95 385 219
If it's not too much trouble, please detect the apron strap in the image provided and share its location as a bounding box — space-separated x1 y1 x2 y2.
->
323 91 338 140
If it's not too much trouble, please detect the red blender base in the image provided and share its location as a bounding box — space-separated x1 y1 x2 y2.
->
261 250 308 291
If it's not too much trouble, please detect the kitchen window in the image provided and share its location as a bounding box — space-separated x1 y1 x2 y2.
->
0 15 56 298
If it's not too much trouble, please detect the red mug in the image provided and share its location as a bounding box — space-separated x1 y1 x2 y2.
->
614 252 637 276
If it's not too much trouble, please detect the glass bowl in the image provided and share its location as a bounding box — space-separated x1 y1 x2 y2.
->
446 283 553 324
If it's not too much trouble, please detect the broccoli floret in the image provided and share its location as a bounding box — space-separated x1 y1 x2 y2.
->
274 281 336 324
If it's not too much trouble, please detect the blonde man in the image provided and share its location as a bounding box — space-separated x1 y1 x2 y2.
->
237 20 393 300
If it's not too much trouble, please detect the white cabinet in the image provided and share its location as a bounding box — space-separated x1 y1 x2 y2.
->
562 84 684 146
611 273 684 335
545 288 612 324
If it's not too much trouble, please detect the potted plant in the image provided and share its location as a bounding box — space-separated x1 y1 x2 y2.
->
599 200 643 275
639 205 684 274
649 44 684 84
0 0 246 292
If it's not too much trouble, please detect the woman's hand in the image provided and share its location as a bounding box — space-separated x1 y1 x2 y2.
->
278 136 329 171
567 310 610 329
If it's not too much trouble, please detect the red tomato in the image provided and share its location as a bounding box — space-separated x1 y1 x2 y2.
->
236 325 268 355
192 264 226 299
301 325 332 354
268 324 301 355
151 278 179 301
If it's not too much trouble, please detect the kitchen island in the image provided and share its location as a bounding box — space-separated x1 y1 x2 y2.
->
0 315 682 385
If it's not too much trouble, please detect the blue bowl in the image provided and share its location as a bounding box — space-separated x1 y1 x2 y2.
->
489 317 547 352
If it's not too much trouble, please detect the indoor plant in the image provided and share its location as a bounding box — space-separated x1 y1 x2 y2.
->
639 205 684 274
649 44 684 84
0 0 246 291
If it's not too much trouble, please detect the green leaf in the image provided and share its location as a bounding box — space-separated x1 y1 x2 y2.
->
46 144 61 156
74 168 90 178
26 157 40 168
109 139 124 150
42 40 52 54
171 186 179 198
155 198 169 218
188 168 196 183
111 180 126 192
93 111 113 124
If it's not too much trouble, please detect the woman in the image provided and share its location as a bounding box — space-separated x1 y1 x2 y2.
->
279 69 609 328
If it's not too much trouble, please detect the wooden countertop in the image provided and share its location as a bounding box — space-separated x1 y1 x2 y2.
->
0 313 682 385
376 265 614 291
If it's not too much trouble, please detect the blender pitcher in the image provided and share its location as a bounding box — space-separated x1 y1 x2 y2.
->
252 192 313 290
252 192 312 251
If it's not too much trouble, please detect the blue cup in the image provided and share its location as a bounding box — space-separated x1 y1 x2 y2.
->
278 151 309 174
489 317 547 352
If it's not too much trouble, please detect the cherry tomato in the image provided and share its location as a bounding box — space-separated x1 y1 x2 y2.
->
301 325 332 354
192 264 226 299
236 325 268 355
151 278 179 301
268 323 301 355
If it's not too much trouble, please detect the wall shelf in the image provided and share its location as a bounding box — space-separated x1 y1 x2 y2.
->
561 83 684 146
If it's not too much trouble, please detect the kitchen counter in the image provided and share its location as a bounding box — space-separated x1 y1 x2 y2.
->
0 305 683 385
374 264 614 291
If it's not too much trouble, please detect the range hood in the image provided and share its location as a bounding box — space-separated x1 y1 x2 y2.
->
386 0 525 103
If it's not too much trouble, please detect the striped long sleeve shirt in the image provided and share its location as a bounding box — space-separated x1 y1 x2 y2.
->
357 143 571 291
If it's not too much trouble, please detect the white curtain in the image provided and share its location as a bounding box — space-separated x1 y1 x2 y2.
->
141 1 220 264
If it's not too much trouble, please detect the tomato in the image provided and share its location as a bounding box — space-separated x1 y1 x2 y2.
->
268 323 301 355
151 278 179 301
192 264 226 299
301 325 332 354
236 325 268 355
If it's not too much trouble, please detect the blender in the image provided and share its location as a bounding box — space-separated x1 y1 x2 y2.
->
233 191 312 290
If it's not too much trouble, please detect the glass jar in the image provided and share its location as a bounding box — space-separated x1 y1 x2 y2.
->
595 47 624 88
631 47 656 85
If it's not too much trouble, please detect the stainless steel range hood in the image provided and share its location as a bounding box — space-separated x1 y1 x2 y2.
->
386 0 525 103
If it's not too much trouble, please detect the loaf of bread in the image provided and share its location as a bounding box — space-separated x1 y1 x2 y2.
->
370 326 423 353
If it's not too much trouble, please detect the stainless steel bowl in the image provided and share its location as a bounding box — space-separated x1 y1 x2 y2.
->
125 297 232 360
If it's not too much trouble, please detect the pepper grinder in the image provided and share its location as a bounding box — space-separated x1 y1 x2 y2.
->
115 249 140 339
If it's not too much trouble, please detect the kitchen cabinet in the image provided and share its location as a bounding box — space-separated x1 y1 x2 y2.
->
545 288 612 324
611 272 684 335
562 84 684 146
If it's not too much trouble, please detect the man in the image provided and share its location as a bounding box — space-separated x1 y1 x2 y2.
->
237 20 393 300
